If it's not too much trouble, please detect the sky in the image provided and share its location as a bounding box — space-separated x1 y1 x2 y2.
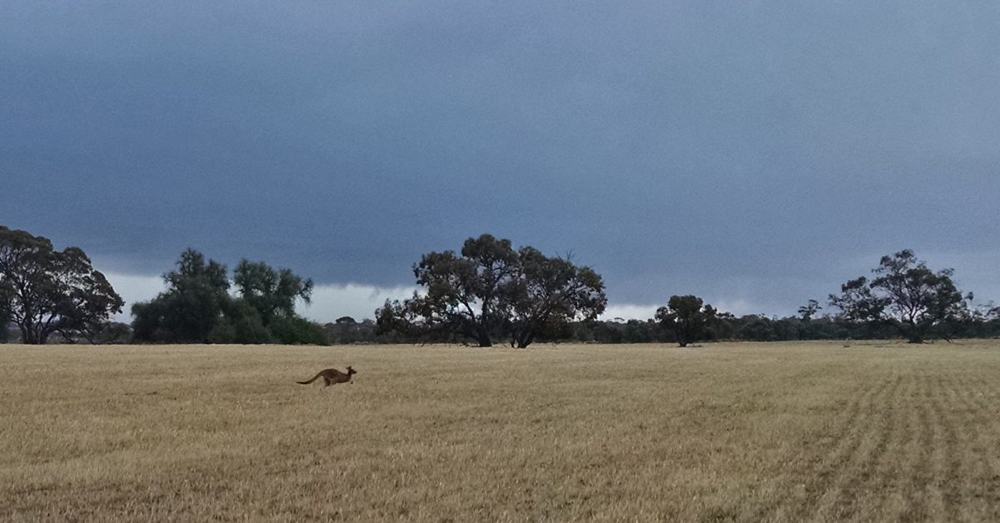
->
2 2 999 322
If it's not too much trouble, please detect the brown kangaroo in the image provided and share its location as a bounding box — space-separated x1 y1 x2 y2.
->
297 366 357 387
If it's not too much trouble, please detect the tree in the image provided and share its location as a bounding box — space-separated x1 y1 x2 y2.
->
133 251 326 345
231 260 323 344
132 249 231 342
506 247 606 348
384 234 517 347
0 309 8 343
655 295 717 347
233 259 313 326
0 226 123 344
376 234 606 348
985 303 1000 322
375 299 413 338
209 298 270 344
798 299 822 321
829 250 971 343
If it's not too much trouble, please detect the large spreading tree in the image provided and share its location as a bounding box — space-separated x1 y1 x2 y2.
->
507 247 607 348
0 226 123 344
829 250 971 343
376 234 606 348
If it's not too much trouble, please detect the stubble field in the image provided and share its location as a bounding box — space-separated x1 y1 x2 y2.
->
2 340 1000 521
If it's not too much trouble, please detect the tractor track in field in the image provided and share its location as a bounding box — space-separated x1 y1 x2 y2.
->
929 373 964 514
756 362 1000 522
865 368 919 519
964 375 1000 498
942 373 1000 518
7 342 1000 521
805 371 903 521
896 372 932 520
753 373 893 521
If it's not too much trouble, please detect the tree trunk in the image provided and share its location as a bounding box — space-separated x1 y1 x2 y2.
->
900 321 924 344
19 323 42 344
476 328 492 347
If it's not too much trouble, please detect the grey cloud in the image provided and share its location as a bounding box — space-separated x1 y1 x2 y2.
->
2 1 998 316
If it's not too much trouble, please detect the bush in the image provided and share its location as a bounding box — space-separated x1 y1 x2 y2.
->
270 316 329 345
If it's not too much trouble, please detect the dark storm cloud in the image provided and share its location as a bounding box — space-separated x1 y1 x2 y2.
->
3 1 999 315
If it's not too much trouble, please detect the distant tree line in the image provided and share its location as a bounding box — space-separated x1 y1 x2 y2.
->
374 244 999 346
3 225 999 346
303 307 1000 346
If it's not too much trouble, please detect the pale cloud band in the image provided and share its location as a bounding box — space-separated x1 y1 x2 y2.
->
104 272 419 324
601 298 761 322
107 272 765 324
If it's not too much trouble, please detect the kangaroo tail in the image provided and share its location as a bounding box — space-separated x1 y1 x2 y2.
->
297 372 322 385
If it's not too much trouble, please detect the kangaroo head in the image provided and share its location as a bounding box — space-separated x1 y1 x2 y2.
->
346 366 356 376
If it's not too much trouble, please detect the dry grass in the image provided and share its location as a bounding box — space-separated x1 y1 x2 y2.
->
2 340 1000 521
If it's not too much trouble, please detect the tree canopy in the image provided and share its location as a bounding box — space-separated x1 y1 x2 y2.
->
6 225 998 348
797 299 822 321
0 226 123 344
376 234 606 348
234 259 313 326
132 249 231 343
829 250 971 343
507 247 606 348
655 295 717 347
132 249 325 344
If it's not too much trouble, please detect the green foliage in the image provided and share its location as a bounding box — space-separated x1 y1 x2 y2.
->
655 295 717 347
132 249 231 343
206 319 238 344
830 250 971 343
0 310 9 343
507 247 606 348
798 299 822 321
215 299 271 344
132 250 326 345
375 299 412 337
269 315 328 345
233 260 313 326
377 234 607 348
0 226 123 344
410 234 517 347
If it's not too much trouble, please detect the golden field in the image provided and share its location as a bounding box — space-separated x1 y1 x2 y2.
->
2 341 1000 521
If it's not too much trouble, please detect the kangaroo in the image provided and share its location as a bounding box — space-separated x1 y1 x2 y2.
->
297 366 357 387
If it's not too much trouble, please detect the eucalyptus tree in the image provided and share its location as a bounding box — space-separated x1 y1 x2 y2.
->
655 295 717 347
829 250 970 343
797 299 822 321
0 226 123 344
506 247 606 348
376 234 606 348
